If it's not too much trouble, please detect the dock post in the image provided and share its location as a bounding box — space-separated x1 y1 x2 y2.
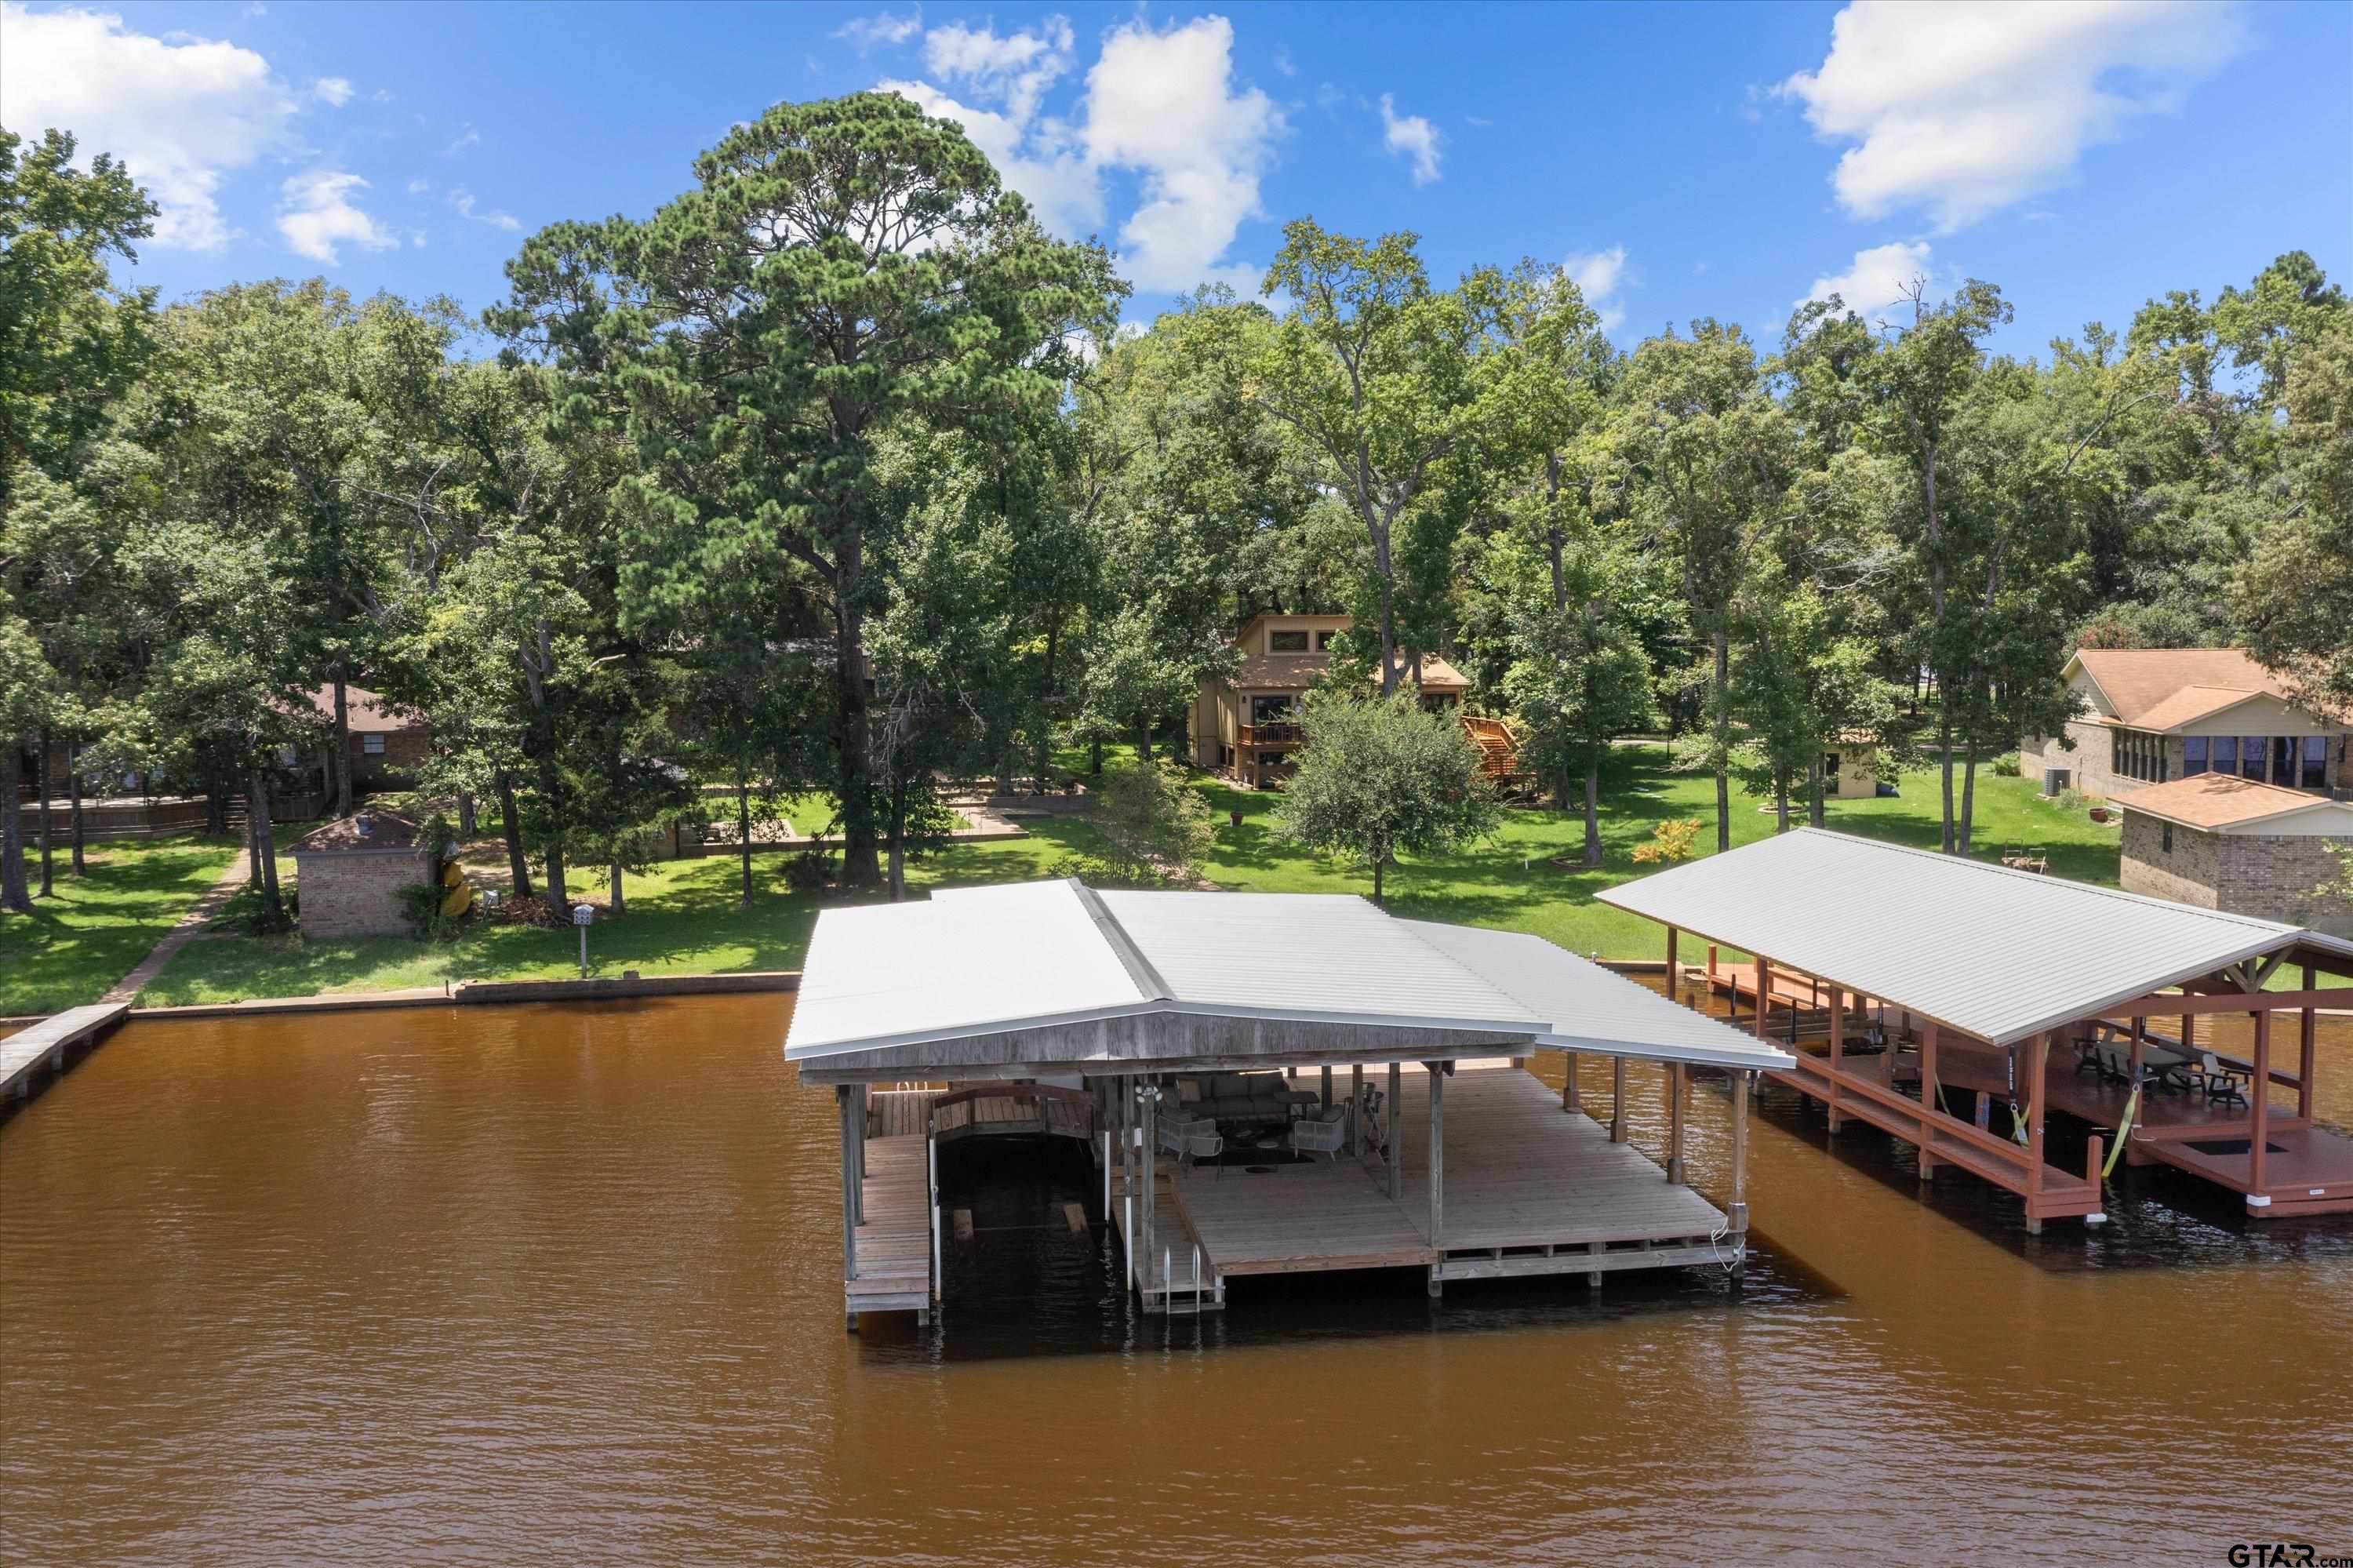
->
2251 1010 2271 1201
1387 1061 1403 1199
2300 964 2317 1122
1351 1063 1364 1155
1826 985 1844 1133
1426 1062 1445 1285
1138 1082 1158 1309
1729 1070 1750 1267
1665 925 1678 991
1319 1064 1333 1111
1667 1063 1686 1184
1609 1057 1627 1142
1918 1023 1939 1181
1563 1051 1580 1113
838 1086 859 1328
852 1085 868 1223
2024 1032 2051 1235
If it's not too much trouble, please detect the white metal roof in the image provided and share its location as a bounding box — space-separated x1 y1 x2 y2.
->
1595 828 2353 1047
784 879 1789 1071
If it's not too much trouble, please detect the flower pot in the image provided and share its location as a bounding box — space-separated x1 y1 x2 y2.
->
2088 806 2109 823
1229 810 1245 828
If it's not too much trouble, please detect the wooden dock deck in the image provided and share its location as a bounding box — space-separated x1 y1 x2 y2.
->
846 1133 934 1319
2 1002 130 1108
1166 1065 1731 1294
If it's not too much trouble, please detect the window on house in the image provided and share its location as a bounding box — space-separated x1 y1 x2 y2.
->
1315 630 1339 650
2184 736 2208 776
2162 821 2173 853
2304 735 2328 790
1822 753 1842 780
1257 751 1284 768
1250 695 1297 725
2213 735 2238 775
2274 736 2296 785
1268 629 1309 653
362 733 387 755
2241 737 2265 780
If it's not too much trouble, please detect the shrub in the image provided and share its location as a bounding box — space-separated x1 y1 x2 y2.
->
1990 752 2021 777
1631 818 1701 865
1092 759 1215 886
397 880 464 941
784 849 836 893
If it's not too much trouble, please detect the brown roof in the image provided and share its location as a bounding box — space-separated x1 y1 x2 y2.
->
2072 648 2289 727
293 809 426 853
306 683 427 732
2114 773 2339 831
1228 651 1471 693
2125 684 2272 732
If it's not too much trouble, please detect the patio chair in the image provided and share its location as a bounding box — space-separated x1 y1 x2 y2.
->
2191 1053 2251 1108
1288 1104 1347 1161
1158 1115 1225 1176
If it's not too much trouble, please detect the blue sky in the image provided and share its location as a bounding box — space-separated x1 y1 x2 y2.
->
5 0 2348 360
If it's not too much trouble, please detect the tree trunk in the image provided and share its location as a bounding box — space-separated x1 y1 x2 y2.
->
457 793 478 839
1035 620 1059 791
247 769 285 928
0 740 30 913
497 772 533 900
1809 755 1827 828
204 759 227 838
609 861 624 916
1582 758 1602 868
832 541 882 889
69 741 86 874
1937 700 1957 855
1089 736 1104 776
886 778 907 901
544 842 569 909
1773 778 1790 834
1372 518 1400 696
1712 630 1732 854
534 755 568 907
1135 715 1152 765
1372 856 1385 907
1958 745 1979 856
37 726 53 897
333 673 353 819
736 777 753 909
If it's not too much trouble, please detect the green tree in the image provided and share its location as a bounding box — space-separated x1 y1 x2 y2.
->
1274 691 1500 904
494 92 1122 889
2238 318 2353 722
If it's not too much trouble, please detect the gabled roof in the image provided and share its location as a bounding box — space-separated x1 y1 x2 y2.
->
1228 649 1471 692
305 683 427 732
784 880 1793 1079
2068 648 2292 727
2126 685 2275 732
2118 773 2353 833
1595 828 2353 1047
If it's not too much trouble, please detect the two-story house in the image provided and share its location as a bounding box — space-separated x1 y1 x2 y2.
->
1187 613 1474 788
2020 647 2348 802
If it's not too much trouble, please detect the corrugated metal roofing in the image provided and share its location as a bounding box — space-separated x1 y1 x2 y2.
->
1402 922 1793 1071
784 879 1791 1071
1595 828 2353 1047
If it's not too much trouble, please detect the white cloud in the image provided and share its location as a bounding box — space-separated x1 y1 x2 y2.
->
1564 245 1631 332
312 76 353 107
886 14 1283 297
448 186 521 231
276 169 397 264
442 126 480 157
1800 240 1933 315
835 8 922 52
0 2 297 250
1378 93 1441 186
406 176 432 195
1780 0 2248 231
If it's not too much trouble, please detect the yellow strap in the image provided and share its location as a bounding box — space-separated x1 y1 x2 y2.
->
2101 1086 2140 1180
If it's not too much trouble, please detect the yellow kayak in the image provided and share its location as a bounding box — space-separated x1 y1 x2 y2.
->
441 860 464 886
440 882 473 917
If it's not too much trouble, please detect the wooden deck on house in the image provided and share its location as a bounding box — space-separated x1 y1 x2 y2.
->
1160 1065 1731 1295
2 1002 130 1106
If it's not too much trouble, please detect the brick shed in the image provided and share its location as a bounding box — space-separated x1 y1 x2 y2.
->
290 809 438 939
2118 773 2353 939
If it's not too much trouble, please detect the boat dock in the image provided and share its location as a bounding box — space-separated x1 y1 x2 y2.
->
2 1002 131 1108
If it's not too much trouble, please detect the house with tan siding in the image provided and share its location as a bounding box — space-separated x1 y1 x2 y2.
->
2118 773 2353 937
2020 648 2348 802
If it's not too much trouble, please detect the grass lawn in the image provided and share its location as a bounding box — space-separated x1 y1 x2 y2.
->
135 816 1107 1006
77 744 2139 1008
0 834 243 1014
1189 744 2124 960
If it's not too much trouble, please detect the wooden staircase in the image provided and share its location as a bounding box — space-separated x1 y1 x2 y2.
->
1460 716 1535 794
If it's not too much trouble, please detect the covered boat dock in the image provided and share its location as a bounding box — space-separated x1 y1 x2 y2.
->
1599 829 2353 1228
786 881 1792 1322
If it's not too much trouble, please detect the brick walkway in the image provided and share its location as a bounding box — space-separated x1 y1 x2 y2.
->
101 847 252 1004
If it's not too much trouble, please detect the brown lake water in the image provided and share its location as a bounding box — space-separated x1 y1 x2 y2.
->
3 991 2351 1566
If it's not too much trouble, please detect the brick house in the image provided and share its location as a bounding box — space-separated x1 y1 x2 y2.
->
2020 647 2349 802
2118 773 2353 937
306 684 432 797
289 808 438 938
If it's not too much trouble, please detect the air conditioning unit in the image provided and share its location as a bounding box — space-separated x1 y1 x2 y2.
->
2044 768 2071 796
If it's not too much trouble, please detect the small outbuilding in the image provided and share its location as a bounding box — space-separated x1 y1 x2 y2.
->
2118 773 2353 937
289 809 436 939
1823 733 1881 800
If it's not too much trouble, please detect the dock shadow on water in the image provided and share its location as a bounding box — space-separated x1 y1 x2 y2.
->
5 993 2350 1566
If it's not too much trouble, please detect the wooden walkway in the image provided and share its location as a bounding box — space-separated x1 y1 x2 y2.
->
2 1002 131 1107
847 1134 933 1319
1169 1066 1731 1292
